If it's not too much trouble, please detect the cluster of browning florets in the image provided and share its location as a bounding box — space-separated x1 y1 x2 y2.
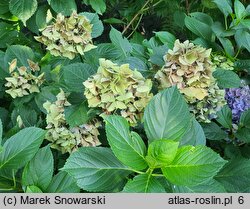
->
155 40 226 123
5 59 44 98
35 11 96 59
43 89 101 153
83 59 153 126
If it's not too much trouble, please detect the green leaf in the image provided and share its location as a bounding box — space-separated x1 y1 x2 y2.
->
234 0 245 20
46 171 80 193
190 12 213 26
0 0 9 15
149 45 169 66
212 0 232 17
162 145 227 186
213 69 241 88
218 37 235 57
201 122 227 140
0 22 18 49
62 147 132 192
215 157 250 192
64 102 89 127
239 109 250 128
4 45 34 69
109 27 132 58
154 31 176 49
9 0 38 25
235 30 250 53
35 86 59 113
26 185 43 193
22 145 53 191
173 178 226 193
103 18 125 24
0 127 45 171
105 115 147 170
144 86 192 143
185 16 213 41
36 5 49 29
146 140 179 168
0 119 2 145
122 174 165 193
235 128 250 143
62 63 96 93
179 118 206 146
82 12 104 38
11 105 38 127
216 105 232 129
234 59 250 70
82 0 106 15
50 0 77 16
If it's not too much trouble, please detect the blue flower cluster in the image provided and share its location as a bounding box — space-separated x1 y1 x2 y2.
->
225 85 250 122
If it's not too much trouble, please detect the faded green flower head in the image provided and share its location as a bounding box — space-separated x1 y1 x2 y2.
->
35 11 96 60
83 58 153 126
155 39 213 101
189 81 226 123
43 89 101 153
5 59 44 98
211 53 234 71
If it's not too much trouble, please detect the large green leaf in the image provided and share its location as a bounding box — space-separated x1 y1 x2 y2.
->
185 16 213 41
105 116 147 170
0 119 2 145
82 0 106 15
109 27 132 58
144 87 192 143
173 178 226 193
212 0 232 17
122 174 165 193
82 12 104 38
0 22 18 49
235 30 250 53
26 185 43 193
0 0 9 15
162 145 227 186
50 0 77 16
46 171 80 193
62 63 96 93
64 102 89 127
216 105 232 129
154 31 176 49
9 0 38 25
202 122 227 141
239 109 250 128
35 86 59 114
235 127 250 143
146 140 179 168
22 145 53 191
179 118 206 146
0 127 45 171
213 69 241 88
215 158 250 192
62 147 132 192
4 45 34 69
234 0 245 20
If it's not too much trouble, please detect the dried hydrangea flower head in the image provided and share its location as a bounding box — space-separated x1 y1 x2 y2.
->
35 11 96 59
225 85 250 122
43 89 101 153
211 53 234 71
83 58 153 126
155 39 213 101
5 59 44 98
155 40 226 123
189 82 226 123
